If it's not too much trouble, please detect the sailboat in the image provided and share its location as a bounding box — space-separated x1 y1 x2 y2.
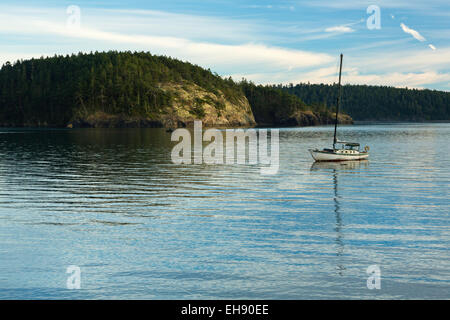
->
309 54 369 162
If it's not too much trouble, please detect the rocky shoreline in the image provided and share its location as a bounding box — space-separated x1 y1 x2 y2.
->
0 108 354 129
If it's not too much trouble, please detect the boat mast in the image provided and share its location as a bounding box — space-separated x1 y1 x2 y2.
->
333 53 343 149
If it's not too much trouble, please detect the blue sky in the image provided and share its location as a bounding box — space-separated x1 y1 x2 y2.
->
1 0 449 90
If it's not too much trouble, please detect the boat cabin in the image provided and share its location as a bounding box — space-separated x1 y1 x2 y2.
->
334 142 361 153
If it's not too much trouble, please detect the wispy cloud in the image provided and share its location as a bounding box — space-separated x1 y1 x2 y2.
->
344 71 450 88
400 23 426 41
304 0 446 11
243 4 295 11
243 4 274 9
230 46 450 89
350 47 450 74
0 6 261 43
231 69 450 89
0 6 333 73
429 44 436 50
325 25 354 33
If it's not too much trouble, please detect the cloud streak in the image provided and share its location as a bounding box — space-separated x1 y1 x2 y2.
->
230 46 450 89
0 8 333 73
231 69 450 89
400 23 426 41
325 25 354 33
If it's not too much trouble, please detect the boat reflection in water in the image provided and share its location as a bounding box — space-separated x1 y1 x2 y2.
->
310 159 369 171
310 160 369 276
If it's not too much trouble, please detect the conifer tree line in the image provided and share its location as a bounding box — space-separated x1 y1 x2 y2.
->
280 82 450 121
0 51 448 127
0 51 241 126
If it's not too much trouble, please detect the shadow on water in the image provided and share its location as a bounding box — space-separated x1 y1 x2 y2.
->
310 160 369 276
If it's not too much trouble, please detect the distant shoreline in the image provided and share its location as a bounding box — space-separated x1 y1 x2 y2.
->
354 120 450 125
1 120 449 130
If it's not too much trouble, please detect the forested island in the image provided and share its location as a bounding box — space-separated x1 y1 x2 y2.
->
281 83 450 121
0 51 448 128
0 51 255 128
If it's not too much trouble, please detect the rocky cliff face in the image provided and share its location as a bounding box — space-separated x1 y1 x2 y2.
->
68 81 256 128
158 82 255 127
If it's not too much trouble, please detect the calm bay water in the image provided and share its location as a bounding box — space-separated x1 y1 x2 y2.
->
0 123 449 299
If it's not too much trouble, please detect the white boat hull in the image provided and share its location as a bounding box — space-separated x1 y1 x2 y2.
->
309 149 369 162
